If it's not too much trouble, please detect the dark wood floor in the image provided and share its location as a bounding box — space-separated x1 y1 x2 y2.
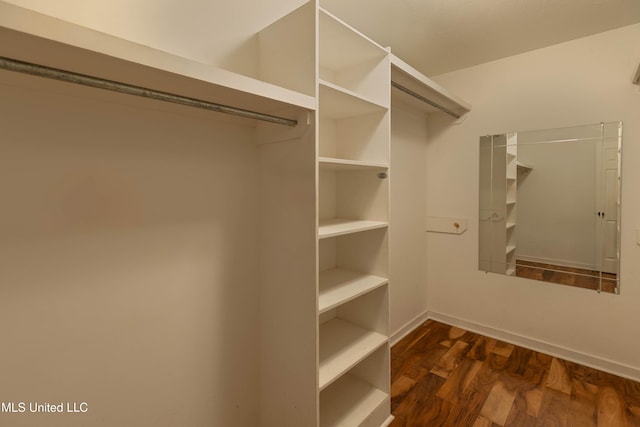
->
391 320 640 426
516 260 617 294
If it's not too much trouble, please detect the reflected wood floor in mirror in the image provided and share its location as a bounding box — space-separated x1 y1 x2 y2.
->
515 260 617 293
391 320 640 426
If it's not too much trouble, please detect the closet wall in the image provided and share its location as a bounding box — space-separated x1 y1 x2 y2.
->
0 71 265 426
426 23 640 378
389 103 429 339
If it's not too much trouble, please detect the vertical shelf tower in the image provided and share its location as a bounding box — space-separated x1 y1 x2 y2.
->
317 7 392 427
505 133 518 275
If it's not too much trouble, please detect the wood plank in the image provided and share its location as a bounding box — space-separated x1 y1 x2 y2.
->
430 340 469 378
449 326 467 339
504 347 533 376
392 373 448 425
391 375 416 410
505 398 538 427
473 415 497 427
523 387 544 418
547 358 572 394
480 381 518 425
536 387 570 427
597 386 627 427
492 341 515 358
468 336 498 361
568 379 598 427
437 358 483 404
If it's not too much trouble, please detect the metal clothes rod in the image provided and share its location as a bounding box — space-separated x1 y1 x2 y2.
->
0 56 298 127
391 80 461 119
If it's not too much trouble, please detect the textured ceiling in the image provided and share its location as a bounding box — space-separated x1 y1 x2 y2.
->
321 0 640 76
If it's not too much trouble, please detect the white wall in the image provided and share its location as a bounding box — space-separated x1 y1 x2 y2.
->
390 102 429 339
516 137 598 269
0 70 261 425
426 23 640 377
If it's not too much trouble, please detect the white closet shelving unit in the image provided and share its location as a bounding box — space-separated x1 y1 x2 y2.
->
317 7 392 427
0 1 470 425
390 54 471 118
505 133 518 275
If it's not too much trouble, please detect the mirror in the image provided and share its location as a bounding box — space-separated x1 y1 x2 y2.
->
479 122 622 294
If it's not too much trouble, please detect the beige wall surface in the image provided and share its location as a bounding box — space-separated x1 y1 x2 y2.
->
426 24 640 375
0 71 261 426
390 103 429 337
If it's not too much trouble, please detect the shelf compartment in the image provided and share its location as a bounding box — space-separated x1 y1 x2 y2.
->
506 245 516 255
319 167 388 228
319 318 387 390
319 157 388 171
319 268 388 314
255 1 316 96
320 374 389 427
319 229 388 281
319 108 389 164
320 82 388 119
318 6 389 107
319 8 387 71
319 219 388 239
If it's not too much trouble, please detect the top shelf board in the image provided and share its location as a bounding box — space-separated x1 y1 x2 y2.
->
390 54 471 116
0 2 315 126
319 157 388 171
319 8 388 72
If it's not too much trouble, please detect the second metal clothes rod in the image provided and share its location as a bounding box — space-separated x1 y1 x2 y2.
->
391 80 461 119
0 56 298 127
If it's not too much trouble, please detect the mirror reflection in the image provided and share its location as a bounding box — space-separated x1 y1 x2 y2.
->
479 122 622 293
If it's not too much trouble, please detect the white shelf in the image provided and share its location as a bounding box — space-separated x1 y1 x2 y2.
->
319 268 388 314
319 318 387 390
319 157 388 171
506 245 516 255
507 200 516 206
319 219 388 239
506 222 516 230
506 267 516 276
507 176 516 181
390 53 471 116
517 161 533 172
319 82 388 119
320 374 389 427
0 2 315 126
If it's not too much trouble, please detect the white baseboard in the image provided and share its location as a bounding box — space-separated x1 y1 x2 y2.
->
427 311 640 382
380 415 394 427
390 310 429 346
